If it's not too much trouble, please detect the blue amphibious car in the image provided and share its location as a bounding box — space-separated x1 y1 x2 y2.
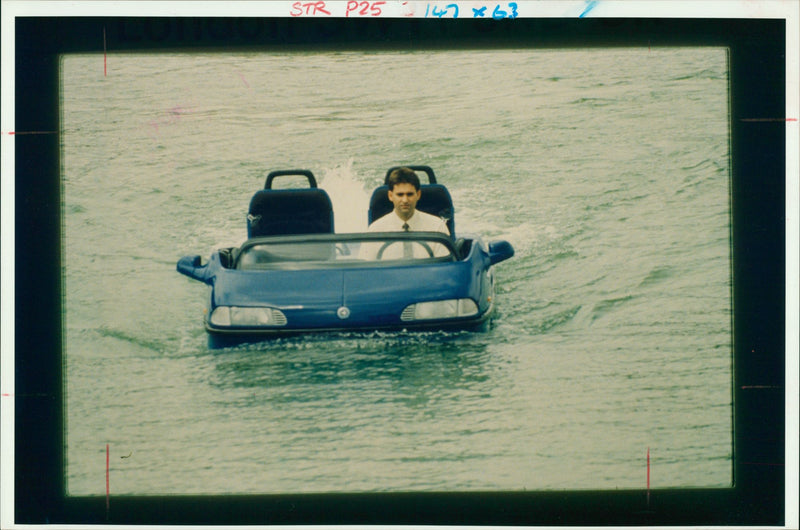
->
177 166 514 341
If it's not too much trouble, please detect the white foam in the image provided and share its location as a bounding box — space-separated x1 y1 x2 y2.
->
318 160 371 233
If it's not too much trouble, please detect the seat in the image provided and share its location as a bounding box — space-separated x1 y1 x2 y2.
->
247 170 334 238
247 189 334 237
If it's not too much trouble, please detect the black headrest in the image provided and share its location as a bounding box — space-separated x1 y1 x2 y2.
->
247 188 334 238
368 183 455 237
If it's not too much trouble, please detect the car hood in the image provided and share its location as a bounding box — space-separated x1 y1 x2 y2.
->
210 262 475 328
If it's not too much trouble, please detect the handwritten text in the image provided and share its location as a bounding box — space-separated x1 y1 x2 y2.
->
289 2 520 18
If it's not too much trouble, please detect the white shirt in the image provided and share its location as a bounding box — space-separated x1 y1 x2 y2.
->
362 210 451 259
368 209 450 235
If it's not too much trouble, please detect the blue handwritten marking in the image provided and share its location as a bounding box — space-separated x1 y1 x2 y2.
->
424 3 517 19
429 3 459 18
492 2 517 19
579 0 599 18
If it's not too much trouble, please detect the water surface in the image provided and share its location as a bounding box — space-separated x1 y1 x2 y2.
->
62 48 732 495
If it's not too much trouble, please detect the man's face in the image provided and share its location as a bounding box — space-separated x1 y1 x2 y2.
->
388 182 421 220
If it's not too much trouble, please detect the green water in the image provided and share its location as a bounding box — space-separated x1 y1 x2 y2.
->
62 48 731 494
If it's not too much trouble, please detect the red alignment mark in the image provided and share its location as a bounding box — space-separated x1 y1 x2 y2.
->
5 131 57 135
103 27 107 77
646 447 651 507
106 444 110 517
740 118 798 122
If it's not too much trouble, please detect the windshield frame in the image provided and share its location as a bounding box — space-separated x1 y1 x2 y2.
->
234 232 458 270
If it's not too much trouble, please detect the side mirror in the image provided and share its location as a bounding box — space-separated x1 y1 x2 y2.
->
488 240 514 265
177 255 210 283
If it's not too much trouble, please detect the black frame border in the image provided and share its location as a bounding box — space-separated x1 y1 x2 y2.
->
13 16 786 526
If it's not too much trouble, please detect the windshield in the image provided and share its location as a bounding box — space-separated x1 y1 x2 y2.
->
235 232 456 270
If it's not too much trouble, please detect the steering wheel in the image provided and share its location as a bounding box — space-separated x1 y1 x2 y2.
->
376 240 435 259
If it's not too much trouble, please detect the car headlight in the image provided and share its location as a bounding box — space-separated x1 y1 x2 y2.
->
400 298 479 321
209 306 287 327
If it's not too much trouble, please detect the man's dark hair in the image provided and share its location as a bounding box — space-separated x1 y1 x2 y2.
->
386 167 420 191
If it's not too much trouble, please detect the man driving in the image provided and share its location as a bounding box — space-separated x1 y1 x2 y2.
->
369 167 450 235
362 167 450 259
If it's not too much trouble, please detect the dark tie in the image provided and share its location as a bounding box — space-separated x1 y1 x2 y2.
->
402 223 412 257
